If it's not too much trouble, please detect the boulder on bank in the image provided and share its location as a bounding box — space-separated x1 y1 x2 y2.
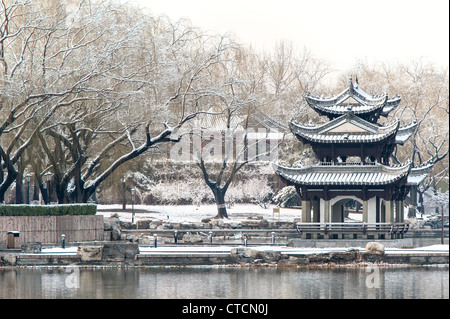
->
77 246 103 261
232 247 281 263
21 242 42 253
104 217 120 231
182 232 203 243
1 254 17 266
102 243 139 260
111 228 121 241
365 242 385 254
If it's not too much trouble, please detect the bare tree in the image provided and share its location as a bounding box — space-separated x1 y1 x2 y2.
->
177 41 330 218
180 42 273 218
1 0 97 202
32 6 235 203
0 1 222 203
349 60 449 217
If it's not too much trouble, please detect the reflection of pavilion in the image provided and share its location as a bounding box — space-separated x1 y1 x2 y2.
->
273 77 433 239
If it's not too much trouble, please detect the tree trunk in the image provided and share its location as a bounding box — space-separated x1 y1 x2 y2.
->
15 161 25 204
213 188 228 219
0 170 17 203
55 183 67 204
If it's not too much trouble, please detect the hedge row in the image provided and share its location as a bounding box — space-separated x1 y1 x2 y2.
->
0 204 97 216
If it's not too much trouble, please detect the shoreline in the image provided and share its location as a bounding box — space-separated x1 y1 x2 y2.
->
1 262 449 270
2 243 448 268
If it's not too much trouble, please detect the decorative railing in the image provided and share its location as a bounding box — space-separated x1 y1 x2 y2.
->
296 222 409 235
319 161 376 166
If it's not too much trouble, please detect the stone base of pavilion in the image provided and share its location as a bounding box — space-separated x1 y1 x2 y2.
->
292 236 413 249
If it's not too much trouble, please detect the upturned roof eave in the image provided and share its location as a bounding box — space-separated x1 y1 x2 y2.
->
272 161 412 186
289 113 400 143
304 76 401 116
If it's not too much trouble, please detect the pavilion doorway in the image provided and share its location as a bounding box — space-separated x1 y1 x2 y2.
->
330 197 363 223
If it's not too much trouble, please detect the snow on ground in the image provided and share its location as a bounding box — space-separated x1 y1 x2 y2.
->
97 203 438 228
40 247 79 254
39 244 449 256
384 244 449 254
97 203 365 223
415 244 449 251
96 203 304 223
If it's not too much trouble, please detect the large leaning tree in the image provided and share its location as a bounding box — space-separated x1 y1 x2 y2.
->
0 0 234 203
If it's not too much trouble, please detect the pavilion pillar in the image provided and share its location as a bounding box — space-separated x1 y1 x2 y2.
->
385 200 394 223
324 200 330 223
395 200 404 222
302 200 311 222
376 197 380 223
312 199 320 222
395 200 400 222
360 200 369 239
362 200 368 223
400 200 405 222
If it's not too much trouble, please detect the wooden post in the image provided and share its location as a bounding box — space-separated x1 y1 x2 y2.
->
272 207 280 221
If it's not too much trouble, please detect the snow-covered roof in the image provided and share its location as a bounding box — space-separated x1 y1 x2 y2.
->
250 110 287 132
305 76 401 118
273 161 411 186
289 112 415 144
394 121 418 145
407 161 434 186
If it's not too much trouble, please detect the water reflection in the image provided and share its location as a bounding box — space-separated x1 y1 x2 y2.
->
0 266 448 299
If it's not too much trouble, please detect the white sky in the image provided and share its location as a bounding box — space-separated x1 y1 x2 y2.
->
132 0 449 75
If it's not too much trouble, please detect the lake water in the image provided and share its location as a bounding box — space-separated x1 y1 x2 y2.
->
0 266 448 299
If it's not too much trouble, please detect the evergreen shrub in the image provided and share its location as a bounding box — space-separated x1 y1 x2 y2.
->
0 204 97 216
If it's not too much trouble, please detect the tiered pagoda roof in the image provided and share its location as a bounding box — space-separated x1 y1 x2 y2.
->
290 111 417 145
305 76 401 122
274 76 432 195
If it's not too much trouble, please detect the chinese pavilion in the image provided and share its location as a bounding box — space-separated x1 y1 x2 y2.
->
273 76 433 239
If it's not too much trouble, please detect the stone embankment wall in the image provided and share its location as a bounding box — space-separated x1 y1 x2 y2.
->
104 216 449 246
104 216 299 243
1 242 448 267
233 242 449 267
106 215 292 232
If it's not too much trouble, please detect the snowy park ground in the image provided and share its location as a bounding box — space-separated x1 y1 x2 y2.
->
96 203 305 224
96 203 445 227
